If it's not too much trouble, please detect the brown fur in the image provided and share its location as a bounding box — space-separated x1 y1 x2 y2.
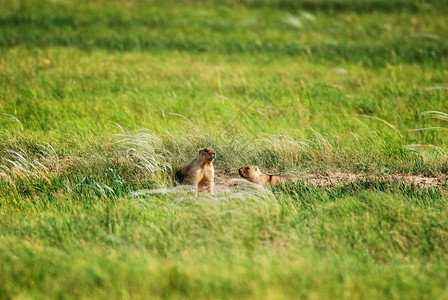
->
238 165 286 186
176 147 216 195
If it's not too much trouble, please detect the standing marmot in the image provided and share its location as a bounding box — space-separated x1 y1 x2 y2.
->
176 147 216 195
238 165 286 186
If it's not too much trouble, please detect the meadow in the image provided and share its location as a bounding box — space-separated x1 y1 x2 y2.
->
1 0 448 298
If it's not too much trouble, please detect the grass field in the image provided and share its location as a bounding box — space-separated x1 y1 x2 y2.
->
1 0 448 298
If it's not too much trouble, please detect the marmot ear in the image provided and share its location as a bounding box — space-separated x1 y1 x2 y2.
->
198 148 202 153
256 167 259 171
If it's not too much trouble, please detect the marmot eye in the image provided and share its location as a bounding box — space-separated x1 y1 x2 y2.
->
204 149 208 153
245 167 250 170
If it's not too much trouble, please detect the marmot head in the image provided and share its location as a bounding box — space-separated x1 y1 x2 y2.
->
238 165 262 179
197 147 216 162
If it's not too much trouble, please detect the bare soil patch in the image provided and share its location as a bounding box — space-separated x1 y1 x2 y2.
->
215 172 448 188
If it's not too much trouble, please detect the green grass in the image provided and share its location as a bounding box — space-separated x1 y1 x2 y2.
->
2 183 448 299
1 0 448 298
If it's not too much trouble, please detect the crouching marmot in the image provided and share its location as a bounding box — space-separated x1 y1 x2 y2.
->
238 165 286 186
176 147 216 195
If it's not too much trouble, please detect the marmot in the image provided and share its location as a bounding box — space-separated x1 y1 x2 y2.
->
238 165 286 186
176 147 216 195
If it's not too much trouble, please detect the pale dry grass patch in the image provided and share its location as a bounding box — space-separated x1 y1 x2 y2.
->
0 144 56 188
112 128 172 181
